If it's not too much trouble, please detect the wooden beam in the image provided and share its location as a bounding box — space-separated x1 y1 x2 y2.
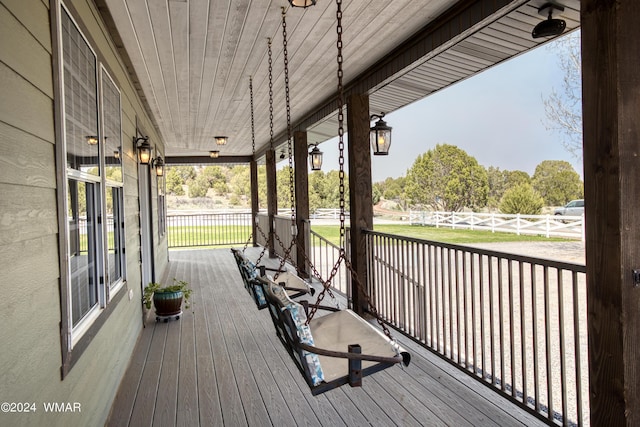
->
164 155 251 165
582 1 640 425
294 131 309 278
346 93 373 315
291 0 520 135
250 159 258 247
265 149 277 258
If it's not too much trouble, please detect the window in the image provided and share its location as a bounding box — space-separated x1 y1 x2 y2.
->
102 68 125 292
59 4 126 348
61 6 102 330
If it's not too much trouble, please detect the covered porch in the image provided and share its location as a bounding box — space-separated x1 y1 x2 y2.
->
107 247 545 426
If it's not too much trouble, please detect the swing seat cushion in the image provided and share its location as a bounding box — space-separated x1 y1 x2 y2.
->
309 309 410 383
268 271 313 298
286 302 325 385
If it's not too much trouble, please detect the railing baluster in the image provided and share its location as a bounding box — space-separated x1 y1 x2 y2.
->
557 268 568 426
544 265 553 421
532 264 540 413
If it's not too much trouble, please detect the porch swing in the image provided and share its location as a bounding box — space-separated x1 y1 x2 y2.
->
231 51 313 309
256 2 410 396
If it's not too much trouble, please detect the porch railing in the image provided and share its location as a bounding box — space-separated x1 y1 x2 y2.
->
364 230 588 426
307 223 349 297
167 211 252 248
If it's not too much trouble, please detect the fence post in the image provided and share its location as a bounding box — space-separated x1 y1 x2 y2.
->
516 213 521 235
545 215 550 238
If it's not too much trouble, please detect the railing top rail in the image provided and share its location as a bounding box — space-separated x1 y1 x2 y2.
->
167 212 252 217
309 228 342 252
363 229 586 272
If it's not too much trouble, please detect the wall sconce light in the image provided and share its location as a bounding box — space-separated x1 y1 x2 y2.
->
214 136 228 146
288 0 317 7
114 149 120 160
209 150 220 158
308 144 323 171
134 136 151 164
370 113 392 155
279 151 286 160
86 135 98 145
532 2 566 39
151 156 164 177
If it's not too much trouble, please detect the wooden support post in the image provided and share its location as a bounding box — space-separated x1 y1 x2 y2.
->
294 131 310 278
348 344 362 388
582 1 640 425
250 158 258 247
346 93 373 315
266 149 277 258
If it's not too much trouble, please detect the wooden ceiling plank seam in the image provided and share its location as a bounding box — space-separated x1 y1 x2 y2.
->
194 0 229 136
169 1 189 142
188 0 212 144
116 0 170 142
205 0 253 140
148 0 181 142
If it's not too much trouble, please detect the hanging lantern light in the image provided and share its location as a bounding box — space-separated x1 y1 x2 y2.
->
152 156 164 177
86 135 98 145
288 0 317 7
370 113 392 155
214 136 228 146
308 144 323 171
134 136 151 164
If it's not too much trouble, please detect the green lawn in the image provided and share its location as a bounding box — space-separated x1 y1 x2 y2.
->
310 224 568 246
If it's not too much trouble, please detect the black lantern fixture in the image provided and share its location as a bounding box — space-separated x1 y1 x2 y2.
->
308 144 323 171
152 156 164 177
134 136 151 164
532 2 566 39
370 113 392 155
214 136 228 146
86 135 98 145
209 150 220 158
288 0 317 7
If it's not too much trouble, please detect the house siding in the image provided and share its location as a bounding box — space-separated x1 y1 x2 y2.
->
0 0 167 425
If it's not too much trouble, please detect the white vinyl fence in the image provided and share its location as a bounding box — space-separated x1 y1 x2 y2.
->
409 211 585 241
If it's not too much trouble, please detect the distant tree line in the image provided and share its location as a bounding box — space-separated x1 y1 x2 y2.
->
165 143 583 215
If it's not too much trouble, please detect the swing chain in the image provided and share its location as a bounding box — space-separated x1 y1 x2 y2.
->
306 0 345 323
243 76 256 253
282 8 296 227
268 38 274 151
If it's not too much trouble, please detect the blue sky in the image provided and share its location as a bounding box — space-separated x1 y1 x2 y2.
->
317 33 582 183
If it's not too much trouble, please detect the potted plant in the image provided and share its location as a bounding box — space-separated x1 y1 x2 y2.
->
143 279 192 321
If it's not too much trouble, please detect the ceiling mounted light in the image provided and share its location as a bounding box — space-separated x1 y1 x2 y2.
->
288 0 317 7
86 135 98 145
532 2 566 39
370 113 392 155
134 136 151 164
214 136 228 146
151 156 164 177
209 150 220 158
308 144 323 171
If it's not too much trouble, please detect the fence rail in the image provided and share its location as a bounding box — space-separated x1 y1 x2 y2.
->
410 211 585 240
365 230 588 426
167 212 252 248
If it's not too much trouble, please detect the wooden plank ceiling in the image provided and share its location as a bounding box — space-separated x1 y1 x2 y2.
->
101 0 580 160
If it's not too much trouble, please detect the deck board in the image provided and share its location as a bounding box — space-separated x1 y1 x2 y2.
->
107 248 547 427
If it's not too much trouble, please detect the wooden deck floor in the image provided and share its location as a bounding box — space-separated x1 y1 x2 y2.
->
107 248 546 427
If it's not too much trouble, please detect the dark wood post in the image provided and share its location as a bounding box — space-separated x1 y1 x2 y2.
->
266 148 277 258
250 158 258 247
346 93 373 315
294 131 310 278
582 1 640 425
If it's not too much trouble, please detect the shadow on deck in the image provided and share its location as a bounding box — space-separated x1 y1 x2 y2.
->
107 248 546 426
